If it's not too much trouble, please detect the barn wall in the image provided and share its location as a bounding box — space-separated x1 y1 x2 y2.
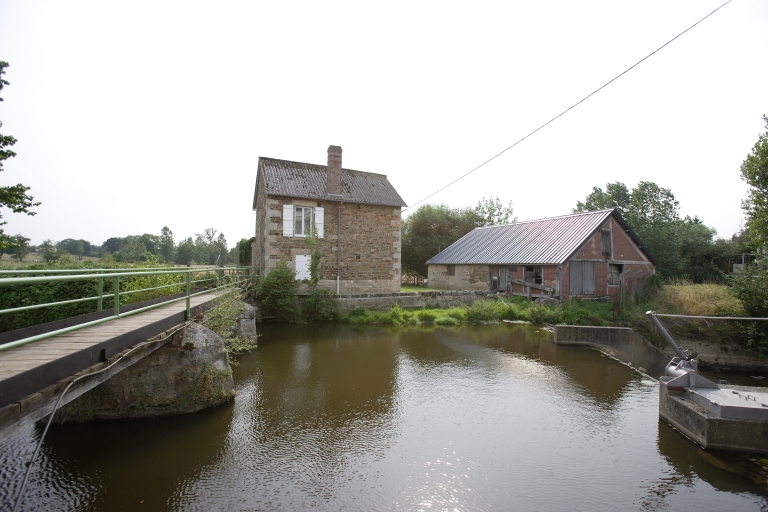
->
427 264 491 291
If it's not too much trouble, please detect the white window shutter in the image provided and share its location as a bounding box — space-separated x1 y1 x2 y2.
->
283 205 294 237
315 207 324 238
295 255 311 280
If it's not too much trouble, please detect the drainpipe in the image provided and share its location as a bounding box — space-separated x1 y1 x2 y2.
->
337 202 343 295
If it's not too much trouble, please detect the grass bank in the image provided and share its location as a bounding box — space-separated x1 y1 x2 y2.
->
343 281 762 355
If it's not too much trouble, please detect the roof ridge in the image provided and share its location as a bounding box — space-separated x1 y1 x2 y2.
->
258 156 387 177
475 208 615 229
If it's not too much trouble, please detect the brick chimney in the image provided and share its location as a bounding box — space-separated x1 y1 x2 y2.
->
327 145 342 195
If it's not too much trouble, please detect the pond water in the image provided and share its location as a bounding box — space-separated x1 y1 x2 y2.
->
1 323 768 511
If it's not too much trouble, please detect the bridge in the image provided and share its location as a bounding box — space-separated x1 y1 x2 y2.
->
0 266 251 435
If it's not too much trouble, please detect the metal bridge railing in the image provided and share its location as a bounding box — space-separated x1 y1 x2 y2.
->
0 266 255 352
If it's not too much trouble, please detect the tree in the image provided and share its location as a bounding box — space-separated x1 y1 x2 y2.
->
8 233 29 262
474 196 516 226
401 204 484 278
0 62 40 249
57 238 85 260
740 115 768 248
576 181 684 271
40 239 58 262
160 226 174 262
176 237 195 265
574 182 631 214
102 237 125 254
193 228 221 265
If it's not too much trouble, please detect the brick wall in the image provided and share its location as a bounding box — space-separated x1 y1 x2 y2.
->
256 195 401 294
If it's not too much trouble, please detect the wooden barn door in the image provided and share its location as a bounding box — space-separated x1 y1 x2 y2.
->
569 261 595 295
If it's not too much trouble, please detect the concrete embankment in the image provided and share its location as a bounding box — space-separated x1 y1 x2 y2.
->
554 325 669 379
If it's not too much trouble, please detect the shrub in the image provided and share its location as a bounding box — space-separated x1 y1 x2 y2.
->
202 288 253 361
256 261 299 322
434 316 460 326
302 287 341 323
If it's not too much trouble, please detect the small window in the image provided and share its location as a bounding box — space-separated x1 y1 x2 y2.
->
601 230 612 259
609 264 623 286
294 206 313 236
525 265 543 285
448 265 455 276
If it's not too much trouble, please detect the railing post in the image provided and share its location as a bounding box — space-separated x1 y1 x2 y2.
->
185 271 191 320
113 276 120 317
97 271 104 312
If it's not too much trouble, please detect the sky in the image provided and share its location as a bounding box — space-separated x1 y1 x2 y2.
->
0 0 766 248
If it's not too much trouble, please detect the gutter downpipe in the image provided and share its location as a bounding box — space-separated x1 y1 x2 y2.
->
337 201 343 295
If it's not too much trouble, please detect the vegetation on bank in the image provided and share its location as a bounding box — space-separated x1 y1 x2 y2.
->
0 255 221 332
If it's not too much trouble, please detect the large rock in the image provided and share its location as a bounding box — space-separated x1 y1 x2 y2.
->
56 323 235 423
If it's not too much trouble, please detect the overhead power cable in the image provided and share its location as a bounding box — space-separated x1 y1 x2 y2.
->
404 0 734 212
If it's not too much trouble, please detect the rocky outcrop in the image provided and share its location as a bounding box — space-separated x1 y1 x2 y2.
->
56 323 235 423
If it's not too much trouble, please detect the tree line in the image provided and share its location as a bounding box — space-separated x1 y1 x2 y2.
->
402 178 757 283
1 226 252 266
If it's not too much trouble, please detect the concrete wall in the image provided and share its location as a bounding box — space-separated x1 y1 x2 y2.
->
254 194 402 294
554 325 669 378
659 381 768 455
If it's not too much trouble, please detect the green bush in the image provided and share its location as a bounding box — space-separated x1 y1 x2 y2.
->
302 287 341 323
202 288 253 362
434 316 460 326
256 261 299 322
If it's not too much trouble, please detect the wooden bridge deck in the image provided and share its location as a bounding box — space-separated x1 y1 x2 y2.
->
0 291 219 410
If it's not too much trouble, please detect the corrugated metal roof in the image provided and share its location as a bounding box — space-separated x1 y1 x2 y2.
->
254 157 407 207
426 209 618 265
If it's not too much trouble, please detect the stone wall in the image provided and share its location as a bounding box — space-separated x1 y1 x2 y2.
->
254 195 401 294
427 264 490 290
336 290 494 311
56 323 235 422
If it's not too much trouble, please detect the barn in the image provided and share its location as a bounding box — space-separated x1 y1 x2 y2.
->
425 209 656 301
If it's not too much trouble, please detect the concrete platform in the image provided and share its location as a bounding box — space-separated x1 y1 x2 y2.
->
659 380 768 455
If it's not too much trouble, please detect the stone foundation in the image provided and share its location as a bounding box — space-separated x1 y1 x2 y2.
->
55 323 234 423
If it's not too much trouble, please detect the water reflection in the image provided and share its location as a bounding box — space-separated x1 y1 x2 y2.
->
1 323 766 511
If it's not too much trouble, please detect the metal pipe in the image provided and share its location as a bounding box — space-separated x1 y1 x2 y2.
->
337 202 342 295
646 311 689 360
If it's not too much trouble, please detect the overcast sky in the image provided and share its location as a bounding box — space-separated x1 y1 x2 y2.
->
0 0 766 247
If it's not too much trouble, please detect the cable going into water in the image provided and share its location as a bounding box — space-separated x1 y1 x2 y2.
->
12 322 191 512
404 0 734 211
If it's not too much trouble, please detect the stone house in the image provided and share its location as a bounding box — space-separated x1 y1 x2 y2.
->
426 209 656 301
251 146 407 294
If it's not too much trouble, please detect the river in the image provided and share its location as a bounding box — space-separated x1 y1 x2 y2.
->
1 323 767 511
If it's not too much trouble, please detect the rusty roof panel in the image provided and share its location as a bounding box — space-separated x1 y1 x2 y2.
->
426 210 616 265
255 157 407 207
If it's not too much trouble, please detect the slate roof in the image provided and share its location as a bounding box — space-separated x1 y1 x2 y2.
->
426 209 657 266
253 157 407 208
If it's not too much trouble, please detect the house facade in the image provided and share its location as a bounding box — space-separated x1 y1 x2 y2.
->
426 209 656 301
252 146 407 294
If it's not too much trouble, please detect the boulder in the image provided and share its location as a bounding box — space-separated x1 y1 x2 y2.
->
56 323 235 423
